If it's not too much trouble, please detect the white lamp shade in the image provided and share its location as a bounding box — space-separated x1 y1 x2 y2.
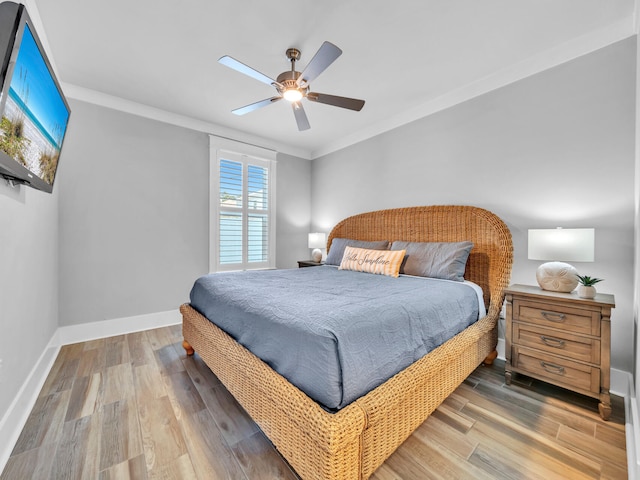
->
528 228 594 293
308 232 326 262
308 232 326 249
528 228 594 262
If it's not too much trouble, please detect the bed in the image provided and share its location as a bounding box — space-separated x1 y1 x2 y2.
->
181 205 513 479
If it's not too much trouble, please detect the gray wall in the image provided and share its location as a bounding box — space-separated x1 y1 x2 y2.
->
58 100 210 325
311 38 636 373
57 100 311 326
276 152 312 269
634 24 640 457
0 180 59 422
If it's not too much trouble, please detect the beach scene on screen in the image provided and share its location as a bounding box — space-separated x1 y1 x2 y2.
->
0 24 69 185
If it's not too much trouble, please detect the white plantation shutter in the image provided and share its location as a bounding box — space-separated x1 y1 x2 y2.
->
247 164 269 263
210 137 276 272
219 211 243 264
219 159 243 265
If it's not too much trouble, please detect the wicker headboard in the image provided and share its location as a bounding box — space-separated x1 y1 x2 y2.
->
327 205 513 318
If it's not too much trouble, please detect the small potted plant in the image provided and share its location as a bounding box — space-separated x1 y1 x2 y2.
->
576 274 603 299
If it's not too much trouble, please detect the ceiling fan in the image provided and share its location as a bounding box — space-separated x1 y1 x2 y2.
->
218 41 365 131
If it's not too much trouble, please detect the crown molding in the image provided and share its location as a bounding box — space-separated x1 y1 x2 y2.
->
311 18 636 159
60 83 312 160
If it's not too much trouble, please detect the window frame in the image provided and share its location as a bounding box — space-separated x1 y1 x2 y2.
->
209 136 277 272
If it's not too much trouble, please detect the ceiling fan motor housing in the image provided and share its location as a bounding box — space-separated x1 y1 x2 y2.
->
276 70 308 96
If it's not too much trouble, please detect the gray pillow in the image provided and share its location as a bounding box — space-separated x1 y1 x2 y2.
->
325 238 389 266
390 241 473 281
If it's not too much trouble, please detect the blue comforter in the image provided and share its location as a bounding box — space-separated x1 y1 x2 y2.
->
189 266 480 410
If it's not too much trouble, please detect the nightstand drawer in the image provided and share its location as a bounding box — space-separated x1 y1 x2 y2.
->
512 346 600 395
512 323 600 364
513 299 600 336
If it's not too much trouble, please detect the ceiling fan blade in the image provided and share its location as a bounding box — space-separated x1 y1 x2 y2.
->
219 55 276 86
307 92 365 111
232 96 282 115
292 102 310 131
296 41 342 87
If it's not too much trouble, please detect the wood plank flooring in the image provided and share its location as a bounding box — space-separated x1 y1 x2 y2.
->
1 325 627 479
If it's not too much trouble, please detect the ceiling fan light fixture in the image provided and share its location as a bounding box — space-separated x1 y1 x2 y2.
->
283 88 303 102
219 41 365 130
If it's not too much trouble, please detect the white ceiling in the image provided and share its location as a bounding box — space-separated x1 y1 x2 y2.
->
33 0 636 159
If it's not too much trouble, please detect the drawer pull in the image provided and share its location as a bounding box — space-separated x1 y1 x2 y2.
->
540 336 566 348
540 361 565 375
540 311 566 322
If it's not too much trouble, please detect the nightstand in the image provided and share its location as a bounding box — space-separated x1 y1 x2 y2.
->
297 260 324 268
504 284 615 420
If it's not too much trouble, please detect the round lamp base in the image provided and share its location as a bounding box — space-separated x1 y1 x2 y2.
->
535 261 579 292
311 248 322 263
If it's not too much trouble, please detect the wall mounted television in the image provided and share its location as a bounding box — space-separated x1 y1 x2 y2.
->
0 2 70 193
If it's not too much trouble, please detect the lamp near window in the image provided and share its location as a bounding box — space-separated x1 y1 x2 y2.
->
308 232 326 263
528 228 595 293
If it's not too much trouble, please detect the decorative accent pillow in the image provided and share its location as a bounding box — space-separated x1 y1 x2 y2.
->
390 241 474 281
339 246 406 278
325 238 389 266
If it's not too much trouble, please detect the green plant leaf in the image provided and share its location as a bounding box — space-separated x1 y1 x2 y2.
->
576 274 603 286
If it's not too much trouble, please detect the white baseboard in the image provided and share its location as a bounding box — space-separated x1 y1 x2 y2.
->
626 373 638 480
0 342 59 474
54 309 181 346
0 309 181 474
497 337 505 360
611 368 631 398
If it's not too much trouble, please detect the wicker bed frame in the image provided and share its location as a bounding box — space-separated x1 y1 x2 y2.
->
181 205 513 479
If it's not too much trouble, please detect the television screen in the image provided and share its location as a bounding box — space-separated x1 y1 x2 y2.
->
0 3 70 193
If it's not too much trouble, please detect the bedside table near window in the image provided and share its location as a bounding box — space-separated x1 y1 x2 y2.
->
297 260 324 268
504 284 615 420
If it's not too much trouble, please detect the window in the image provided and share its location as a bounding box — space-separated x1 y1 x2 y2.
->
210 137 276 272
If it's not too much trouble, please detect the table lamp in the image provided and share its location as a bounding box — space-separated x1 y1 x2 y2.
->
308 232 326 263
528 228 594 292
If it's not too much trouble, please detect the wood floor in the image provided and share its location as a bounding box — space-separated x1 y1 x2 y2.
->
1 325 627 479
